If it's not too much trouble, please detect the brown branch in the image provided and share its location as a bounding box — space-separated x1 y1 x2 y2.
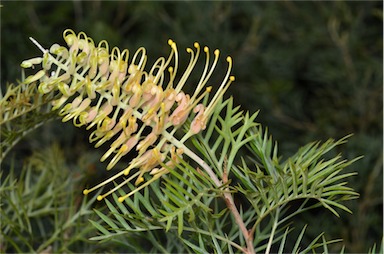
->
182 144 255 254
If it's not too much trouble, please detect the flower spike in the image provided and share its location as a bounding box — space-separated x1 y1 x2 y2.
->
21 29 235 201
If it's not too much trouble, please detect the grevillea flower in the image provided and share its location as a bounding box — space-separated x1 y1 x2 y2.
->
21 29 234 202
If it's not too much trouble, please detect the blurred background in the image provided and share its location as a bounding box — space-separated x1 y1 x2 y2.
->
1 1 382 253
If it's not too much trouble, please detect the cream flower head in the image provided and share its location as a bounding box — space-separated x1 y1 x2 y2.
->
21 29 235 201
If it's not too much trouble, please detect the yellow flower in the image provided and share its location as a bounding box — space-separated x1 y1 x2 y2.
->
22 29 234 202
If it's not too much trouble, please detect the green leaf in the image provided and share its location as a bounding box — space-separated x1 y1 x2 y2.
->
105 197 131 231
93 209 119 231
292 225 307 253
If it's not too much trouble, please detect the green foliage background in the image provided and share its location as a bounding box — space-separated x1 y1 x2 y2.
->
1 1 382 253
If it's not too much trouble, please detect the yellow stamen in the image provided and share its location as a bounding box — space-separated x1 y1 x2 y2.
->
117 171 164 202
82 168 129 196
191 47 220 103
95 171 141 201
107 136 138 170
205 56 234 117
168 39 178 88
174 42 200 93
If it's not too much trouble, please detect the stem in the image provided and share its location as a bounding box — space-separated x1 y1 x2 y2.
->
163 131 255 254
29 37 48 53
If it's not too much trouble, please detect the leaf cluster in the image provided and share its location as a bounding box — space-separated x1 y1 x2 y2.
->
0 80 58 161
92 97 362 253
0 144 105 253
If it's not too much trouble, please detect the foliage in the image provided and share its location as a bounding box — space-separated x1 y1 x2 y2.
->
88 95 362 253
0 80 57 161
0 144 109 253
